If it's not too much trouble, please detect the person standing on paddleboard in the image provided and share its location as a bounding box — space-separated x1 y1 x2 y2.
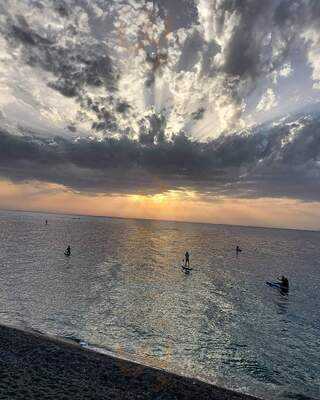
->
236 246 242 256
185 251 190 268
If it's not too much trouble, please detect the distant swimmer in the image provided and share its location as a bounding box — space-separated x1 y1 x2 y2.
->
45 220 48 225
236 246 242 255
184 251 190 268
64 245 71 257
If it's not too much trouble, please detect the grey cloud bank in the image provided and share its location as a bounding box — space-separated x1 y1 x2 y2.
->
1 110 320 201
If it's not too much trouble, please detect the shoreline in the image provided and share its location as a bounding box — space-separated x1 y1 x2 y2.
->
0 323 261 400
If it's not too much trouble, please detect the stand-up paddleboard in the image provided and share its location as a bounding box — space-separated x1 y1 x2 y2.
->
181 265 193 274
266 281 281 288
64 252 71 257
266 282 288 291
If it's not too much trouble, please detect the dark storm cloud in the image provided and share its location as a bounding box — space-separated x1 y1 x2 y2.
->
214 1 273 78
199 0 320 101
211 1 279 77
1 111 320 200
2 3 118 132
8 15 116 95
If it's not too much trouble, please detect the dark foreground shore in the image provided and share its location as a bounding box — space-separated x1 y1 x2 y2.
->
0 324 261 400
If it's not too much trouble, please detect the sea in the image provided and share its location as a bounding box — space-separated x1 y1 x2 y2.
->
0 210 319 400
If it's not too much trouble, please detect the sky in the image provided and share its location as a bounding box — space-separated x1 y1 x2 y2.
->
0 0 320 229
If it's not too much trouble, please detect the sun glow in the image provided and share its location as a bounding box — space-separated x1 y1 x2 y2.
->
0 179 320 230
129 190 197 205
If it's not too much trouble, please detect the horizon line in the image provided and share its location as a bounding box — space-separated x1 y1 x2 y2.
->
1 207 319 234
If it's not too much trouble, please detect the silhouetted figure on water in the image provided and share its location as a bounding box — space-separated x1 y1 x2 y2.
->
184 251 190 268
279 275 289 289
236 246 242 256
266 276 289 295
64 245 71 257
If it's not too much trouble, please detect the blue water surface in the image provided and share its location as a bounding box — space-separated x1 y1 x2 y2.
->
0 210 319 399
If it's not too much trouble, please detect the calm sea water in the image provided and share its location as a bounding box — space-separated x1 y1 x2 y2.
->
0 210 319 399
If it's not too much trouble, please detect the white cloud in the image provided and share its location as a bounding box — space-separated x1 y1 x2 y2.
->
279 63 293 78
196 0 215 42
301 28 320 90
256 88 278 112
272 63 293 83
1 0 319 141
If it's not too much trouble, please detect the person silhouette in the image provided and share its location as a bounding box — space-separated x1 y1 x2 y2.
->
65 245 71 256
279 275 289 289
185 251 190 268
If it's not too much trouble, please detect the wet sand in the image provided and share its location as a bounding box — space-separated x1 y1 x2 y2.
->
0 324 261 399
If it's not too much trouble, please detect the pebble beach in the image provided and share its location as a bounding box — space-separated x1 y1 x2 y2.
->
0 324 261 400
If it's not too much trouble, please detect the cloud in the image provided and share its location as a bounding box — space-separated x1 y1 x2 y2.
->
1 0 320 209
272 63 293 84
2 0 319 139
0 110 320 202
302 28 320 89
279 63 293 78
257 88 278 112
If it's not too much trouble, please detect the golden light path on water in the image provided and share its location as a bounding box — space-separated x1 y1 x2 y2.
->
1 179 320 230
